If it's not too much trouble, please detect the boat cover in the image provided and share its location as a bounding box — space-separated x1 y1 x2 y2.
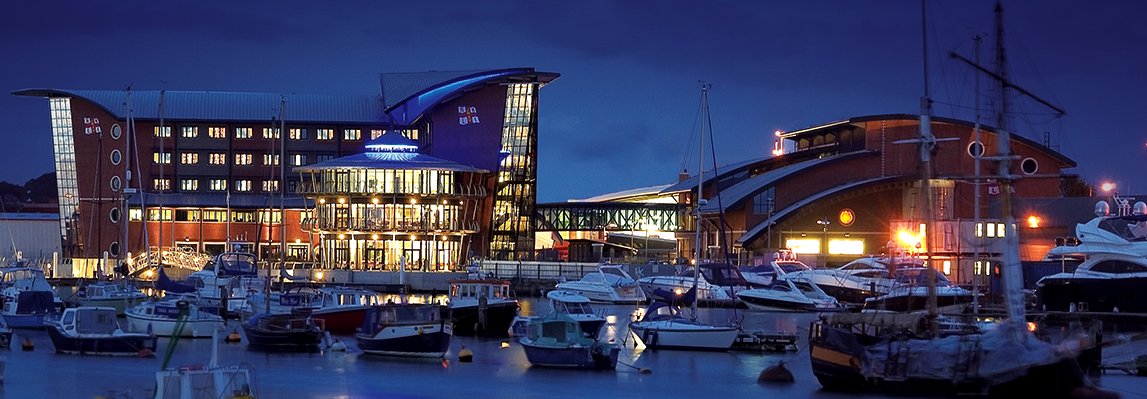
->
15 291 54 314
157 267 196 294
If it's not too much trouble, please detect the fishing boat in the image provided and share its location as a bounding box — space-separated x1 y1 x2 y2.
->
808 3 1103 396
553 264 646 304
520 311 619 370
245 286 385 334
735 277 847 312
355 303 452 358
447 267 519 337
0 266 63 328
1035 204 1147 313
68 280 149 316
241 309 324 350
124 297 224 338
45 306 157 356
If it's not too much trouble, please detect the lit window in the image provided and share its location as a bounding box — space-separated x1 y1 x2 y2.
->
208 153 227 165
180 179 198 191
317 154 336 162
290 154 306 166
234 153 253 166
262 180 279 192
343 129 361 140
827 239 864 255
262 127 280 139
209 179 227 191
180 153 199 165
235 127 253 139
986 224 996 238
181 126 198 138
208 127 226 139
153 152 171 164
370 129 384 140
997 223 1006 238
785 238 820 254
129 208 143 221
262 154 279 166
316 129 334 140
153 178 171 191
289 128 307 140
235 180 252 192
975 222 983 238
942 260 951 275
154 126 171 138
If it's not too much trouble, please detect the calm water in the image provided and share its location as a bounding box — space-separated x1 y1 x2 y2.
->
3 298 1144 399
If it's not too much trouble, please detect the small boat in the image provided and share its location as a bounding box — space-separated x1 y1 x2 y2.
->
735 278 847 312
628 287 739 351
241 310 324 350
185 251 267 316
636 262 748 302
45 306 157 356
355 303 452 358
553 264 646 304
861 267 975 313
246 286 385 334
155 330 258 399
124 297 225 338
542 291 607 339
447 267 519 337
0 266 63 328
520 312 619 370
68 280 149 316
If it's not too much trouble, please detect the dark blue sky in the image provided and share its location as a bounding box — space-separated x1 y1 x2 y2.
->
2 1 1144 202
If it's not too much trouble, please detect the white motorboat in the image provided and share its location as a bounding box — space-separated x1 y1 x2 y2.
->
629 287 739 351
183 252 266 316
861 267 975 313
735 278 847 312
553 264 646 304
69 280 149 316
1036 202 1147 313
740 257 813 287
125 297 224 338
636 262 748 302
778 255 917 305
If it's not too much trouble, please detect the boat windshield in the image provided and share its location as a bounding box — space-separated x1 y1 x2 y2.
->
894 268 954 286
1096 214 1147 241
214 253 258 276
775 261 811 274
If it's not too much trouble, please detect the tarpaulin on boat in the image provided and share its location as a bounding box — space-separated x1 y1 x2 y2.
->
15 291 55 314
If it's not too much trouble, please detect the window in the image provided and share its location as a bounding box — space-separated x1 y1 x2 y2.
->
235 179 252 192
154 126 171 138
290 154 307 166
208 127 226 139
148 209 173 221
262 180 279 192
180 152 199 165
343 129 361 140
996 223 1006 238
316 128 334 140
262 127 280 139
289 128 307 140
317 154 336 162
235 127 253 139
235 153 253 166
1091 260 1147 274
153 178 171 191
262 154 279 166
209 153 227 165
1021 158 1039 175
370 129 384 140
129 208 143 221
753 188 775 215
153 152 171 164
181 126 198 138
180 179 198 191
209 179 227 191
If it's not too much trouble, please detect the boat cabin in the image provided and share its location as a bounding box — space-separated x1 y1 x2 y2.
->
59 307 122 335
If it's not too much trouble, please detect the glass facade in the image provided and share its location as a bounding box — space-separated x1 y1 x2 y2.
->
489 83 539 260
50 98 81 256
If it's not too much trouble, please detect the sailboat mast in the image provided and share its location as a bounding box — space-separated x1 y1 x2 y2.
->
918 0 939 332
692 83 711 318
972 34 983 316
278 96 287 289
158 90 165 256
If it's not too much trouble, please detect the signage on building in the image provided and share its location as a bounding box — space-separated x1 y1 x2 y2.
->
458 106 479 125
838 208 855 226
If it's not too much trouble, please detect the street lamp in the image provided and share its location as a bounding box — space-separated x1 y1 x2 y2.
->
816 218 831 266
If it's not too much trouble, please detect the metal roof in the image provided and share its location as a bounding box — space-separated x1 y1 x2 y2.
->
293 152 487 173
13 89 386 124
660 157 770 194
568 184 675 203
699 151 876 214
737 176 902 245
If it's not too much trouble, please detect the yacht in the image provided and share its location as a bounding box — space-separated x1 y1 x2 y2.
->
636 262 748 302
553 264 646 304
739 257 813 287
779 255 915 305
0 266 63 328
861 267 975 313
1036 202 1147 313
184 252 266 316
735 277 847 312
447 267 519 337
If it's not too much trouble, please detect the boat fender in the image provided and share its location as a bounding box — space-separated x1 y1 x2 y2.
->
226 330 242 343
417 327 423 335
138 348 155 358
21 337 33 351
458 345 474 362
757 361 794 384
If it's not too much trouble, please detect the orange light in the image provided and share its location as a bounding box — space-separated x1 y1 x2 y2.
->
1026 215 1041 228
1101 182 1116 193
1026 321 1038 332
838 209 855 226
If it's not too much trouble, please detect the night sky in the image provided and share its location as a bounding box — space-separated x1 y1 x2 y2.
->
2 1 1144 202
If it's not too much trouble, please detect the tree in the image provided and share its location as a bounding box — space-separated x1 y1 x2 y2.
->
1060 175 1093 197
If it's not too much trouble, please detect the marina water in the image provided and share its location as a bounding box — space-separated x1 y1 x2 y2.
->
4 296 1143 398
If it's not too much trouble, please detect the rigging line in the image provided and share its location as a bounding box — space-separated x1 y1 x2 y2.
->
130 88 152 268
679 89 706 174
703 86 732 264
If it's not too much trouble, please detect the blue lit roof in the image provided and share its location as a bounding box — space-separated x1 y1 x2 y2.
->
293 152 487 173
13 89 386 123
381 68 559 125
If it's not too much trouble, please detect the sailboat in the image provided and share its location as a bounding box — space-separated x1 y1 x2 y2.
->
808 2 1103 396
628 83 739 351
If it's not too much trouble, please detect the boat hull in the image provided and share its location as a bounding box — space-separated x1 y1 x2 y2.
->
449 301 518 337
863 293 974 313
552 285 644 304
1036 275 1147 313
241 314 323 349
125 314 223 338
76 297 149 316
46 326 156 356
311 306 370 335
628 320 739 351
521 341 619 369
2 313 51 329
356 323 452 358
737 293 842 313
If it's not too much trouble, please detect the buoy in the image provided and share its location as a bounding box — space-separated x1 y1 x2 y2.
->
226 331 242 343
441 358 450 369
458 345 474 363
500 340 510 349
330 339 347 352
138 348 155 358
21 337 34 351
758 361 794 384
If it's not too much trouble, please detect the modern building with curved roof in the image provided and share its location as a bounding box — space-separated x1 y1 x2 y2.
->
14 68 558 276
